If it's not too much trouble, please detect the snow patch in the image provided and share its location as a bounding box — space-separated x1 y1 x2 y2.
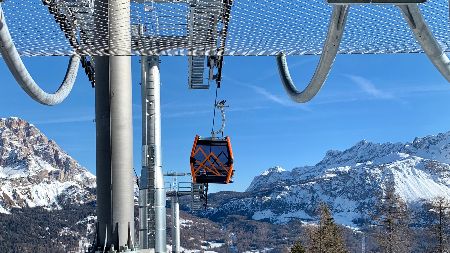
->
261 166 285 176
180 218 194 228
201 241 225 250
252 210 274 220
0 205 10 214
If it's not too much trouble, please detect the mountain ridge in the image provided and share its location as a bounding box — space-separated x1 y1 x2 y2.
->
0 117 449 252
207 131 450 228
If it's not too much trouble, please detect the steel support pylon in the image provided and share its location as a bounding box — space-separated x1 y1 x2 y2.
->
94 0 135 251
139 55 167 252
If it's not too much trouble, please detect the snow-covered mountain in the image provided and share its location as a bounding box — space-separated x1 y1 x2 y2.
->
206 132 450 228
1 116 449 233
0 117 96 214
3 116 449 251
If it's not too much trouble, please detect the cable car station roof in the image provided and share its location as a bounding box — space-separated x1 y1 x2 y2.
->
1 0 448 56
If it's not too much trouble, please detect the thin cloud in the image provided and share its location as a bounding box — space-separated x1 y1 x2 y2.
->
393 85 450 95
223 75 311 110
311 96 362 106
251 85 291 106
165 109 212 119
251 57 318 82
33 116 94 125
222 57 316 85
346 75 394 99
228 105 268 112
164 105 268 119
310 78 450 106
246 84 312 111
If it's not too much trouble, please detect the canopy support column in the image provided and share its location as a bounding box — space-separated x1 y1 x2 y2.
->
94 0 134 250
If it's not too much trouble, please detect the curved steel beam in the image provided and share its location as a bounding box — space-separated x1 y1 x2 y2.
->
0 4 79 106
398 4 450 82
276 5 349 103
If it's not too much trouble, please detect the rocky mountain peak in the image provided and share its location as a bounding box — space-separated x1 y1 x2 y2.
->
0 117 95 213
412 131 450 147
261 166 286 176
0 117 90 180
323 149 342 159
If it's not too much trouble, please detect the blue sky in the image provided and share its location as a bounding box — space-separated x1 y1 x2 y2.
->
1 53 450 192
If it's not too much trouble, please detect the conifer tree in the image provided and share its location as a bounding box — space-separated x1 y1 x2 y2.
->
306 203 348 253
290 240 306 253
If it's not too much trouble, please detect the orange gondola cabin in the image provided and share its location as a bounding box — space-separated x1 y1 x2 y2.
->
190 135 234 184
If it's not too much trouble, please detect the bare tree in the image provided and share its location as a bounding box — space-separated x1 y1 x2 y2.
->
424 197 450 253
373 183 412 253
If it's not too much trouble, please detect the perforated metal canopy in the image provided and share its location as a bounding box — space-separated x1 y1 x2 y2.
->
1 0 449 56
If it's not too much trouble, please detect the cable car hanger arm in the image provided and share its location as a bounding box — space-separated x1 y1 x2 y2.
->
276 5 349 103
211 100 228 138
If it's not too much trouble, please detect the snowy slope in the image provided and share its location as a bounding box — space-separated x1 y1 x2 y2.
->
0 117 96 214
207 132 450 228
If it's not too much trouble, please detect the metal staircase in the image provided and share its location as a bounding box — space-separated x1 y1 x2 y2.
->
175 182 207 211
188 56 208 89
191 183 207 210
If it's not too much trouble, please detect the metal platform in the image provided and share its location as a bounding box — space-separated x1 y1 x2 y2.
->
1 0 449 56
166 181 208 211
